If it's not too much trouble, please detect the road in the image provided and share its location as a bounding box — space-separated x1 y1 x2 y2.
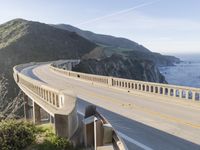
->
21 64 200 150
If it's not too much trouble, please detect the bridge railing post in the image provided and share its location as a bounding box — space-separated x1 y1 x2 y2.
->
173 89 177 97
108 77 113 87
185 91 189 99
192 91 196 101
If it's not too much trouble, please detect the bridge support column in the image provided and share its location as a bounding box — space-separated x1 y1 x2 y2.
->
54 114 69 138
23 93 32 121
83 116 95 148
33 102 41 124
49 115 53 123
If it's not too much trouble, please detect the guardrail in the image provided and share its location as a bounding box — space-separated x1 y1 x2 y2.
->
50 61 200 102
13 63 79 139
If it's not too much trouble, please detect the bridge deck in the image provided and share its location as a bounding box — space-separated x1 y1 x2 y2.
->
21 64 200 150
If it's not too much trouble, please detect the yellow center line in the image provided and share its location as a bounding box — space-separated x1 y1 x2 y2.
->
77 86 200 129
51 67 200 110
48 68 200 129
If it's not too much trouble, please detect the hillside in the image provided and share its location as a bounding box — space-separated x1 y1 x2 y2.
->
123 51 180 67
54 24 180 66
0 19 96 97
82 47 180 67
0 19 96 66
0 18 178 100
54 24 151 52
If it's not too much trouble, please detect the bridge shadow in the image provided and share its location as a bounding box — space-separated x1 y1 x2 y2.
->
77 98 200 150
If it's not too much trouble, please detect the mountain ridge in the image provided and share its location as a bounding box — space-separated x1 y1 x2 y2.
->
53 24 180 66
0 18 179 99
0 19 96 98
53 24 151 53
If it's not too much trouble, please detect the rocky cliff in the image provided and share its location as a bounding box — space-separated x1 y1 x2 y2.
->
0 18 178 99
123 51 180 67
73 54 167 83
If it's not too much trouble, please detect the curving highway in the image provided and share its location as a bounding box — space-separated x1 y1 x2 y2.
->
21 63 200 150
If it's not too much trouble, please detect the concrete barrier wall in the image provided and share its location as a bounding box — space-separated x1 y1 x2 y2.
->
50 62 200 102
50 65 109 86
52 59 80 71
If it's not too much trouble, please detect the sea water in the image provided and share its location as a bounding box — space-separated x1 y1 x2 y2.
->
159 54 200 88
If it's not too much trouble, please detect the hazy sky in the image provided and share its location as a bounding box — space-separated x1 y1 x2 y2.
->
0 0 200 54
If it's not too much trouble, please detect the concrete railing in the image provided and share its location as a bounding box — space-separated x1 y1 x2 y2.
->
50 61 200 103
13 63 79 138
13 61 127 149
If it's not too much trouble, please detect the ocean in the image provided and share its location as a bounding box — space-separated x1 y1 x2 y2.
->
159 54 200 88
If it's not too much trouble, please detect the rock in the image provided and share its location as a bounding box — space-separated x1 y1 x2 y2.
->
73 54 167 83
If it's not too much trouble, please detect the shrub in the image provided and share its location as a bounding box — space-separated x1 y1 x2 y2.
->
32 125 74 150
0 120 75 150
0 120 37 150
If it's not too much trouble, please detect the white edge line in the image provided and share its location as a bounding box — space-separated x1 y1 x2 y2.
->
117 131 154 150
78 111 84 116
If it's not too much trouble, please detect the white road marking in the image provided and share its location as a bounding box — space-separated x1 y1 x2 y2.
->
117 131 154 150
77 111 153 150
77 111 84 116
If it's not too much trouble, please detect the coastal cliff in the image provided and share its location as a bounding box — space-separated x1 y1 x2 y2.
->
73 54 167 83
0 18 177 100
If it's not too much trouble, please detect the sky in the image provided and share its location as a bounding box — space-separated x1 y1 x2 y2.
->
0 0 200 54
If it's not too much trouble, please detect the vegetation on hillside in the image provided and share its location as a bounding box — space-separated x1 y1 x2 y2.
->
0 74 23 120
54 24 151 52
0 19 96 100
0 19 28 49
54 23 180 67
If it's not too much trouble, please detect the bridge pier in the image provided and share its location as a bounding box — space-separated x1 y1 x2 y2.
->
50 115 54 124
33 102 41 124
54 114 69 138
23 93 33 121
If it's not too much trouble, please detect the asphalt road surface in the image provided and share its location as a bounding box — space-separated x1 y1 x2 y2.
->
21 64 200 150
